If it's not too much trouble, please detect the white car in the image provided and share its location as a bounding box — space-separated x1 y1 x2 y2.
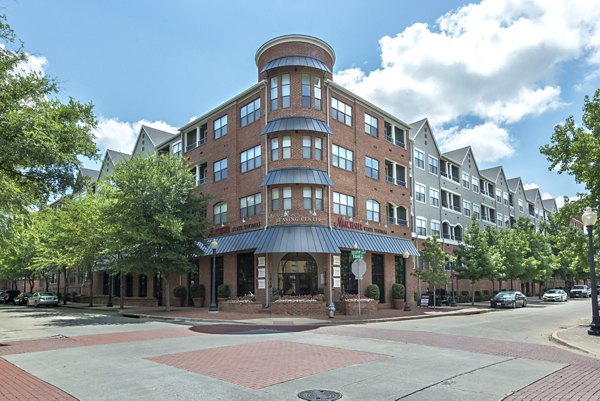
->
27 292 59 307
542 289 568 302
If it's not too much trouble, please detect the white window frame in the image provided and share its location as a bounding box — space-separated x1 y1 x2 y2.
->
415 182 426 204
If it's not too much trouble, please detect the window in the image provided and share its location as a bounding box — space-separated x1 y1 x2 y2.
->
503 192 509 206
282 74 290 108
333 192 354 217
365 156 379 180
428 156 438 174
240 98 261 127
431 221 441 236
214 115 228 139
271 138 279 161
414 149 425 169
282 136 291 159
171 140 182 157
240 193 262 218
283 187 292 210
213 158 227 182
385 123 406 147
240 145 261 173
302 74 310 108
462 172 470 188
430 188 439 207
332 144 353 171
271 188 280 211
463 200 471 216
213 202 227 224
315 137 322 160
473 204 480 220
496 188 502 203
302 136 312 159
415 183 426 203
416 217 427 236
186 127 205 152
270 77 278 111
518 199 524 212
331 97 352 126
191 163 207 186
303 187 312 210
315 188 323 211
472 177 479 193
314 77 322 110
364 113 378 137
497 212 503 227
366 200 380 222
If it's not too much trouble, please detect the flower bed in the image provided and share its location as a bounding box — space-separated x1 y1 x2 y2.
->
335 294 377 315
218 296 262 313
271 295 327 316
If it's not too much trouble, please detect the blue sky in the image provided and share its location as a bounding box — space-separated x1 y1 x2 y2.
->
5 0 600 205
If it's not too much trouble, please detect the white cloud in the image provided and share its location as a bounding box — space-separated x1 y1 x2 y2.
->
19 53 48 76
93 118 177 154
334 0 600 159
436 122 515 162
523 183 540 190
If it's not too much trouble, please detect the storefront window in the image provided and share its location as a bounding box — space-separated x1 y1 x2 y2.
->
277 253 318 295
340 251 358 294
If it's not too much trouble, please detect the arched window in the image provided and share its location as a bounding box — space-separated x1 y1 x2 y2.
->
213 202 227 224
366 199 380 222
277 253 318 295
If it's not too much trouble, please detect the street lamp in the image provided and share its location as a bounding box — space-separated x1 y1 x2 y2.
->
402 251 411 311
582 207 600 336
106 273 113 308
209 240 218 313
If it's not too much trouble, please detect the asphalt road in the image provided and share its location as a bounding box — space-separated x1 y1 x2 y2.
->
0 300 597 401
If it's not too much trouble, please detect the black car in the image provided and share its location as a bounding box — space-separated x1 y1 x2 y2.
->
490 291 527 308
2 289 21 304
14 292 32 306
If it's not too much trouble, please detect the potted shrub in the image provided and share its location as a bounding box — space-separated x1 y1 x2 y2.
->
365 284 380 302
190 283 205 307
392 283 405 309
217 283 230 303
173 285 187 307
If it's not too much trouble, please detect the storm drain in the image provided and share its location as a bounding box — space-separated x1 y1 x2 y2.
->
297 389 343 400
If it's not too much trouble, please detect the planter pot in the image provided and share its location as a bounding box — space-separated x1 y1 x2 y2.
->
393 299 405 309
192 297 204 308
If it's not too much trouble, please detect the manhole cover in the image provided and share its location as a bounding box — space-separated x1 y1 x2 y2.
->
297 389 342 400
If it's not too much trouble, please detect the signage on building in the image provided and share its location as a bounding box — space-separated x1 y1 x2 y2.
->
231 222 261 232
334 216 388 235
210 225 230 236
275 214 322 224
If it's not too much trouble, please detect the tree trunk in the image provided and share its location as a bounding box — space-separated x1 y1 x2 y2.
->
28 277 35 293
88 267 94 307
163 275 171 312
471 281 475 305
511 279 514 290
56 270 61 301
432 284 436 309
119 273 125 309
62 267 69 305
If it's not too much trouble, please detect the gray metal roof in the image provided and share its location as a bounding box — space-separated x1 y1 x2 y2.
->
256 225 339 254
331 228 419 256
79 167 100 181
260 56 332 74
107 150 131 166
261 168 333 187
542 198 557 212
507 177 521 192
524 188 540 202
479 166 502 182
442 146 470 165
142 125 177 146
197 225 419 256
262 117 332 135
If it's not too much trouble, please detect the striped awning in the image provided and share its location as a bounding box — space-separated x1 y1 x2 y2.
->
198 226 419 256
262 117 332 135
260 56 332 74
261 168 333 187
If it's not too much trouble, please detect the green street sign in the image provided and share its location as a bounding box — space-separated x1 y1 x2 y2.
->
351 249 365 259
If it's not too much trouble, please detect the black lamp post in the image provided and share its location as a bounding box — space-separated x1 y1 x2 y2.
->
402 251 411 311
106 273 113 308
209 240 218 313
582 207 600 336
450 261 456 307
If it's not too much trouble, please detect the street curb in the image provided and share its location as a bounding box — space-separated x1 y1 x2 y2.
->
118 307 493 326
550 328 596 357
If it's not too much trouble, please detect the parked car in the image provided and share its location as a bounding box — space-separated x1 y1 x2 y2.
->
27 292 59 307
490 291 527 308
569 285 591 298
542 289 568 302
14 292 33 306
2 289 21 304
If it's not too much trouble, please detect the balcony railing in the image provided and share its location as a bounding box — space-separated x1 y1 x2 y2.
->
195 176 207 186
385 134 405 148
185 136 208 152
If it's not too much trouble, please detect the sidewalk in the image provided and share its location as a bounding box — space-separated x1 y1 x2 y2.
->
552 324 600 358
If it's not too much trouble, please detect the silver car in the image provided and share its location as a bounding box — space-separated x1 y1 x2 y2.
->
542 289 568 302
491 291 527 308
27 292 59 307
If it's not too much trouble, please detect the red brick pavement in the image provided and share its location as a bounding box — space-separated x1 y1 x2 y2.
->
147 340 389 389
0 359 77 401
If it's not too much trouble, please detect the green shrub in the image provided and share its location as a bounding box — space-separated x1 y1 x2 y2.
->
190 283 205 298
173 285 186 299
482 290 491 301
392 283 405 299
217 283 230 298
366 284 380 301
474 290 482 302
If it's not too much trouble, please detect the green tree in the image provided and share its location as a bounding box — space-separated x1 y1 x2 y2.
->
413 235 450 308
0 216 38 290
514 218 554 295
102 154 210 311
490 226 528 290
455 215 493 305
0 15 97 227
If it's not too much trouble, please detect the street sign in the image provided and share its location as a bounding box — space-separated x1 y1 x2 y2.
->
351 249 365 259
351 259 367 279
